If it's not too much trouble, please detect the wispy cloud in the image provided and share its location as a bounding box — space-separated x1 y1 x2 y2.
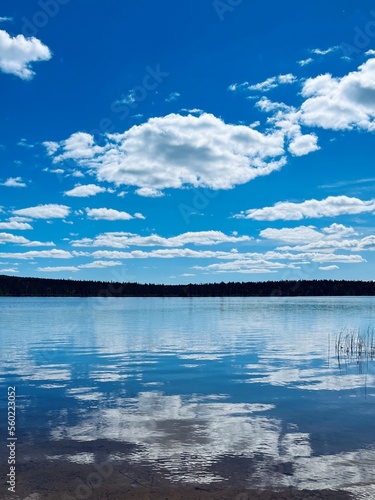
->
230 73 297 93
165 91 181 102
310 46 339 56
297 58 313 66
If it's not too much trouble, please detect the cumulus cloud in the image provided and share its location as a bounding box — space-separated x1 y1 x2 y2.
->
135 187 164 198
299 58 375 131
13 204 70 219
44 113 287 193
85 208 136 221
1 177 26 187
0 249 72 259
235 196 375 221
64 184 108 197
260 226 324 244
0 233 31 245
255 98 320 157
71 230 252 248
0 232 54 247
288 134 319 156
44 132 104 162
0 29 52 79
0 221 32 230
260 224 358 246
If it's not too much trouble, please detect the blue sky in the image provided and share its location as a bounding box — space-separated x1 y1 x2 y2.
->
0 0 375 284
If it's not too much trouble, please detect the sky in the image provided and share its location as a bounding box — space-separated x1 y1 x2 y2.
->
0 0 375 284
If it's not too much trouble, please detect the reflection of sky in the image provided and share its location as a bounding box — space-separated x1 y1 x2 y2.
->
0 297 375 493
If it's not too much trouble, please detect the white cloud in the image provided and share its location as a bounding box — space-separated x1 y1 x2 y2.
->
0 231 54 247
260 226 323 244
288 133 319 156
13 204 70 219
44 132 104 162
0 249 72 259
0 29 52 79
260 224 357 246
38 266 79 272
45 113 286 193
69 247 366 276
0 268 18 273
297 58 313 66
17 138 34 148
47 168 65 175
0 17 13 23
71 230 252 249
134 212 145 220
43 141 60 155
0 221 32 230
365 49 375 56
1 177 26 187
165 91 181 102
85 208 134 221
238 74 297 92
0 233 30 245
236 196 375 221
255 99 320 157
300 58 375 131
79 261 122 269
71 170 85 178
64 184 108 197
135 187 164 198
319 265 339 271
311 46 339 56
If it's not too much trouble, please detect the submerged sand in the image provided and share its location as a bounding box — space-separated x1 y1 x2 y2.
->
1 440 355 500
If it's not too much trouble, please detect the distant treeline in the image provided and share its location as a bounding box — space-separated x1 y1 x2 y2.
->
0 275 375 297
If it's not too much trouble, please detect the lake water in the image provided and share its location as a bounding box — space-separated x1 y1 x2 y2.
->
1 296 375 498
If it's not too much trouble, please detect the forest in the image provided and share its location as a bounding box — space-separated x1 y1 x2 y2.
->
0 275 375 297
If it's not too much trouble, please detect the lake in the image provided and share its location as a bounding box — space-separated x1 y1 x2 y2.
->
1 296 375 498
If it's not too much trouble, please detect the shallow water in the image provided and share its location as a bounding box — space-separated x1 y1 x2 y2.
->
1 296 375 496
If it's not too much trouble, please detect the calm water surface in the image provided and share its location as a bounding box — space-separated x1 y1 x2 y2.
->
1 297 375 495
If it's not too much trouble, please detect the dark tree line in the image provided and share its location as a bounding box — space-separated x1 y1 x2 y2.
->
0 275 375 297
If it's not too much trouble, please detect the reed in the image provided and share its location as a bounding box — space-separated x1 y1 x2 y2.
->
335 326 375 363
